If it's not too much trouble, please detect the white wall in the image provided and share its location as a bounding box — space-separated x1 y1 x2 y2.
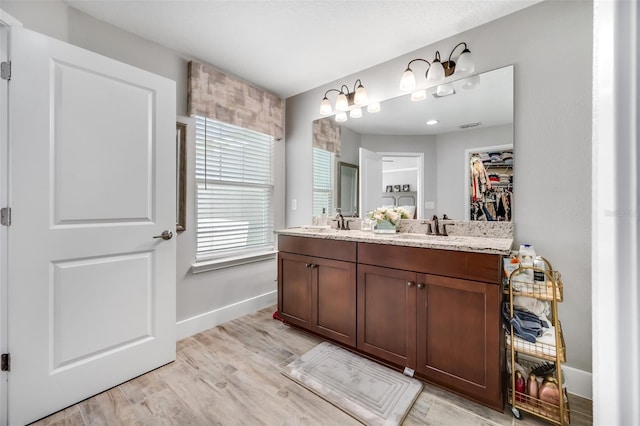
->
2 1 283 336
436 124 513 219
286 0 593 390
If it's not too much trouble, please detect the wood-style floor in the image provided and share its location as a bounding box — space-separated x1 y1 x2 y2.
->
32 306 593 425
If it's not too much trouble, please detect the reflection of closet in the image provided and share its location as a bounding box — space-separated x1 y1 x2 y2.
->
470 149 513 221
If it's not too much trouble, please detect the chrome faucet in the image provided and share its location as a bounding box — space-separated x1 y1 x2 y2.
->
335 209 345 230
423 214 451 236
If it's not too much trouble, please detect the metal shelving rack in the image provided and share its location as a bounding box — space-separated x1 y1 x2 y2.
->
506 258 570 425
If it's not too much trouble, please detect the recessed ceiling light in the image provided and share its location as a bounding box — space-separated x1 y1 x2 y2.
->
426 119 439 125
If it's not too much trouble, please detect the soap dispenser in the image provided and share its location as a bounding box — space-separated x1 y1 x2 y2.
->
320 208 328 226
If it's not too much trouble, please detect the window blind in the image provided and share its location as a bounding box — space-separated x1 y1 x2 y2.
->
312 148 334 217
195 116 274 260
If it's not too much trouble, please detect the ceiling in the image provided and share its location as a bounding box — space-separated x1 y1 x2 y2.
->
64 0 540 99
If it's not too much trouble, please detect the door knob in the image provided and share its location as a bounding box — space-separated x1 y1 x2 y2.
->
153 230 173 240
417 283 425 289
407 281 415 287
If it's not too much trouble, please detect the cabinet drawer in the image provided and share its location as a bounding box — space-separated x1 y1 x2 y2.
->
358 242 501 284
278 235 357 262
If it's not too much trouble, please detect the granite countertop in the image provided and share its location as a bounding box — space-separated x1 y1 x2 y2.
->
276 228 513 255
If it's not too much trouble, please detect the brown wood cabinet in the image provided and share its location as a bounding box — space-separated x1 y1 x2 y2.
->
278 235 504 411
278 236 357 346
357 264 417 368
416 274 502 410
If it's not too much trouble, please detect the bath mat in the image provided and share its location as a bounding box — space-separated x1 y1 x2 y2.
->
282 342 423 426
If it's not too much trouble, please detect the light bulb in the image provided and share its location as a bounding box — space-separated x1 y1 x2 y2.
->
462 74 480 89
400 68 416 91
436 83 454 97
319 97 332 115
350 107 362 118
335 112 348 122
411 90 427 101
367 102 380 113
426 119 439 126
455 49 474 75
354 84 368 106
335 92 349 111
426 60 445 84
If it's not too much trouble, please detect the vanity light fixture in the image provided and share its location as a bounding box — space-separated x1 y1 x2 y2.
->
400 42 475 92
319 79 380 122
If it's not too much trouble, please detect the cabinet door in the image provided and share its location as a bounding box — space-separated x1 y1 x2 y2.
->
357 265 417 369
278 252 313 328
313 258 357 346
417 274 502 409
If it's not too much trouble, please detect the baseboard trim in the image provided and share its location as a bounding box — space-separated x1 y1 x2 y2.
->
564 365 592 400
176 290 277 340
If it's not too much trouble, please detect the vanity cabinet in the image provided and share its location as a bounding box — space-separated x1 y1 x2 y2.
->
357 242 503 411
278 235 357 346
278 234 505 411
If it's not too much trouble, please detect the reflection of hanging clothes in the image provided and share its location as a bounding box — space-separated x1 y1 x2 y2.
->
493 189 512 221
482 202 494 221
470 156 491 202
471 201 487 221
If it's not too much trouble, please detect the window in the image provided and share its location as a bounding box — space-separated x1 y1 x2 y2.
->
312 147 335 216
195 116 275 261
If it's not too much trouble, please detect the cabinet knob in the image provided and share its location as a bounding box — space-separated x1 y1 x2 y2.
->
417 283 425 289
407 281 415 288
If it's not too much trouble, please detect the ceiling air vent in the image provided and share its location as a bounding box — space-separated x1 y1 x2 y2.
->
459 121 481 129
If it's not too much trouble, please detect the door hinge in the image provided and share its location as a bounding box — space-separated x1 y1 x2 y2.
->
1 61 10 80
1 207 10 226
1 354 9 372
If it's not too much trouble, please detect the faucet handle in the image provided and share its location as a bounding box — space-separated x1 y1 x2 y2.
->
426 223 433 235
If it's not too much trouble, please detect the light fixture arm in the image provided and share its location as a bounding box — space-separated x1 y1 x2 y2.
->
323 88 342 98
352 79 364 93
405 58 432 71
447 42 468 63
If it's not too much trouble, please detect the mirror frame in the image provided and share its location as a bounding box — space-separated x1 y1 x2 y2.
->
337 161 359 217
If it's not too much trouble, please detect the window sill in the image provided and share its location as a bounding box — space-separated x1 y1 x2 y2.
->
191 250 278 274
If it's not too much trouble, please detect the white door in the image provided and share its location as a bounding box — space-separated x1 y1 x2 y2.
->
359 148 383 217
7 26 176 425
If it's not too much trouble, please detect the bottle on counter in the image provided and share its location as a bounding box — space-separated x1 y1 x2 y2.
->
320 208 328 226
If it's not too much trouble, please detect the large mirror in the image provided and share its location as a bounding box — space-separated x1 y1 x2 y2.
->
312 65 514 221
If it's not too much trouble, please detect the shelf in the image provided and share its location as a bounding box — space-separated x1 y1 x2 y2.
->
509 387 571 425
504 270 564 302
506 321 566 362
484 162 513 168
